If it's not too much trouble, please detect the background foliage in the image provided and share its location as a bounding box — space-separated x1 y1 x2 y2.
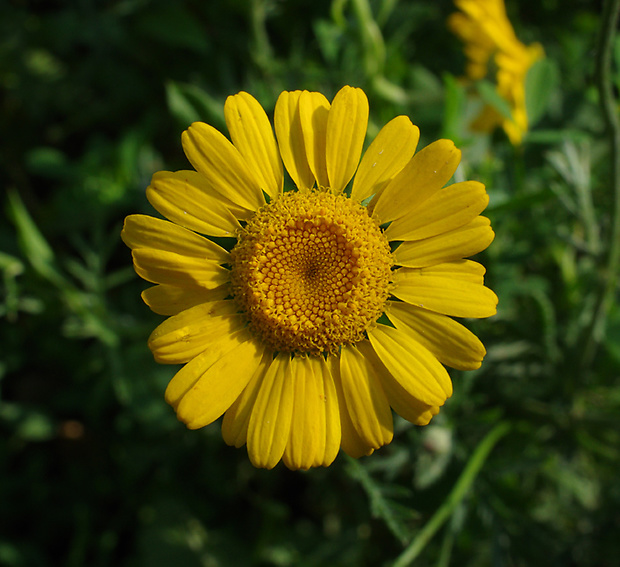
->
1 0 618 565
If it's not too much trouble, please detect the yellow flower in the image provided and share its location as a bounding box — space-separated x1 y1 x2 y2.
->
121 86 497 470
448 0 544 144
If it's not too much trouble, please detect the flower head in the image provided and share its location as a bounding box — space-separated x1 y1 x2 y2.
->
121 86 497 470
448 0 544 144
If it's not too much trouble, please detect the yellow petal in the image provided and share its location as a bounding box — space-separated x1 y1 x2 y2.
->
274 91 315 190
121 214 229 263
224 91 283 200
329 353 375 458
283 355 320 470
182 122 265 211
391 267 498 318
221 350 273 448
326 86 369 193
393 216 494 268
384 384 440 425
141 284 230 316
411 406 439 426
357 341 439 426
419 260 486 283
368 324 451 406
385 181 489 241
283 355 339 469
350 116 420 203
175 335 265 430
131 249 230 289
164 327 254 408
146 171 241 237
339 345 393 448
247 353 294 469
386 301 486 370
371 139 461 223
148 300 244 364
311 355 341 467
299 91 330 188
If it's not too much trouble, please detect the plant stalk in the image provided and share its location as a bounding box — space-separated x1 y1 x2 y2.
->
392 422 511 567
581 0 620 367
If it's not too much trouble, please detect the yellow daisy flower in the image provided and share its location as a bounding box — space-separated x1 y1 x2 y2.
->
448 0 544 145
121 86 497 470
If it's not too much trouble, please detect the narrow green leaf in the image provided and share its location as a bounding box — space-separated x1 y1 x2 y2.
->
165 81 225 129
6 189 67 287
525 57 559 126
442 73 467 142
475 79 512 121
393 422 511 567
347 457 413 545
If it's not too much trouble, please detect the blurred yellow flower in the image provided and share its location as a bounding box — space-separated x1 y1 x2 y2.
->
449 0 544 144
121 86 497 470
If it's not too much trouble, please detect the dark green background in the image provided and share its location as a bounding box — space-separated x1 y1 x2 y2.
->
2 1 618 565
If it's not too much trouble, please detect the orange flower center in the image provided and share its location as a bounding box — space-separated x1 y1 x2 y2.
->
230 190 393 355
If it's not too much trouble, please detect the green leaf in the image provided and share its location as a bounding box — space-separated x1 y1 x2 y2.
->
6 189 67 287
0 403 55 442
346 457 414 545
165 81 225 129
0 251 24 278
475 79 512 121
442 73 467 142
313 20 342 63
524 129 590 144
525 57 559 126
393 423 511 567
25 147 69 178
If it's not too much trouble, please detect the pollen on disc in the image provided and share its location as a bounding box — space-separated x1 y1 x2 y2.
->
230 190 393 355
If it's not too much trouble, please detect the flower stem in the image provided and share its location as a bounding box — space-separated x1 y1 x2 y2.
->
581 0 620 367
392 422 511 567
249 0 274 74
